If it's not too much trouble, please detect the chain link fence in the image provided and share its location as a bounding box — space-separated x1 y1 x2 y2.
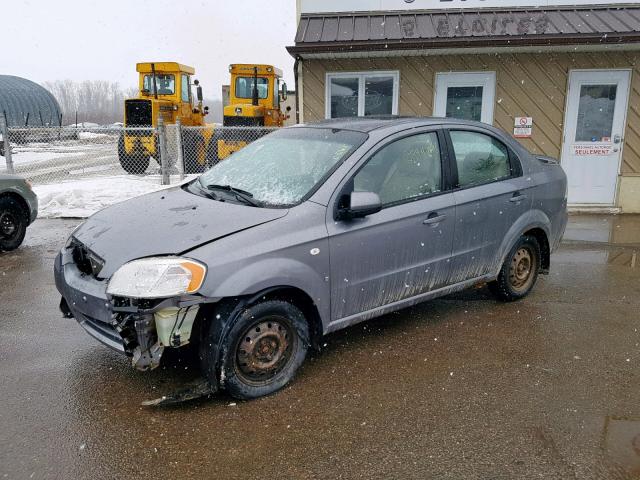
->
0 120 277 186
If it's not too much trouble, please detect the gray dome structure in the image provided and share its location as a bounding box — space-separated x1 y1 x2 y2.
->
0 75 61 126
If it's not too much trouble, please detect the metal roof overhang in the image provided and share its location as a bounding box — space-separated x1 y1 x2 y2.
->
287 6 640 58
287 35 640 58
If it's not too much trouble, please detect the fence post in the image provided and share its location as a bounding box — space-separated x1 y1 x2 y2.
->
0 119 14 174
175 118 184 181
157 117 170 185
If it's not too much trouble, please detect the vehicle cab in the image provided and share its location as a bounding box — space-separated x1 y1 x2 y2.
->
223 64 287 127
125 62 206 127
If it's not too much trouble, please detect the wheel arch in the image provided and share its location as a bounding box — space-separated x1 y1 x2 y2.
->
243 286 324 349
522 227 550 274
199 285 324 351
494 209 552 277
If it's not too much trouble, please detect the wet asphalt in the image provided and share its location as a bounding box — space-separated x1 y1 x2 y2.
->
1 216 639 480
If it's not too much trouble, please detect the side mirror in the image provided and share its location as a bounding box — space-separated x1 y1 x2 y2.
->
196 85 203 102
340 191 382 219
281 82 288 101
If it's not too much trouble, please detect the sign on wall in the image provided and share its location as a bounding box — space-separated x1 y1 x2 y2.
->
300 0 620 14
513 117 532 138
572 143 615 156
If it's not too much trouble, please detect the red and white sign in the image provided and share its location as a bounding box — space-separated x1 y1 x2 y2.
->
572 143 614 156
513 117 533 138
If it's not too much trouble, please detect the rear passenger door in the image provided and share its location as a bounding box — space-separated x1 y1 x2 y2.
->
445 128 531 284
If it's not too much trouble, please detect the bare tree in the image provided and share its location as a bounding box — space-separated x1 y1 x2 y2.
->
44 80 224 125
44 79 130 125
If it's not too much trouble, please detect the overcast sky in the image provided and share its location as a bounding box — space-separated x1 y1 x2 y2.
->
4 0 297 98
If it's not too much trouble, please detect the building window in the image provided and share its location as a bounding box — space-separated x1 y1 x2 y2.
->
434 72 496 125
326 71 399 119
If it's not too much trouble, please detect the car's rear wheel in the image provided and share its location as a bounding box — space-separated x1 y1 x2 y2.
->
202 300 309 400
489 235 540 302
0 197 28 251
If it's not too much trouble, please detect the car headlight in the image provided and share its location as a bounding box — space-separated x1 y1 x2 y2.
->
107 257 206 299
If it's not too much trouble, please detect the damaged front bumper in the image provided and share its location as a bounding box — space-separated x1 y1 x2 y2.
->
54 249 204 371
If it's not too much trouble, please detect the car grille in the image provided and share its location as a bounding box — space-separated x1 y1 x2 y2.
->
76 310 125 352
71 241 105 279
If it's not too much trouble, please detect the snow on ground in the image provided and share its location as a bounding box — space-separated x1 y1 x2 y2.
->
10 148 85 165
77 131 111 140
33 176 177 218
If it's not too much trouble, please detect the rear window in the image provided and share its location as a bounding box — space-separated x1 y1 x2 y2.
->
449 130 512 187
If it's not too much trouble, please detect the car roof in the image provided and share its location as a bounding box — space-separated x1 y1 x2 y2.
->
299 116 497 133
0 174 23 181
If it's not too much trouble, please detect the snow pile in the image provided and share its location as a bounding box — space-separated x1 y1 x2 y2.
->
33 176 174 218
77 131 110 140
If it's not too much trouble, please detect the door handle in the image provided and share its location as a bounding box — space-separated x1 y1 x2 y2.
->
509 193 527 203
423 213 447 225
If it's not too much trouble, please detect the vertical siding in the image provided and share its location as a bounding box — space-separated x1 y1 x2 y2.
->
302 51 640 174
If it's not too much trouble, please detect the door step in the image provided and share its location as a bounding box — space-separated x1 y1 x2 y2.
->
568 206 621 214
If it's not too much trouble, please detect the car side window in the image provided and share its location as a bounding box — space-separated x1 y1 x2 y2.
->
449 130 512 188
353 132 442 205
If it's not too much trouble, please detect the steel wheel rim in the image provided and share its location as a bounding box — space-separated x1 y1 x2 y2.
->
0 211 17 238
234 316 296 385
509 246 535 292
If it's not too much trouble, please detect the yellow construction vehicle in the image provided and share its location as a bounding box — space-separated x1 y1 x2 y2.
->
207 64 290 163
118 62 210 174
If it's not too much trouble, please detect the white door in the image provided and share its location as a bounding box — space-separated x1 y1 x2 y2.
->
434 72 496 124
562 70 631 205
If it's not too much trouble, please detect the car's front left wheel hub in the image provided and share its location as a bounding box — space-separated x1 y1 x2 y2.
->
235 318 294 383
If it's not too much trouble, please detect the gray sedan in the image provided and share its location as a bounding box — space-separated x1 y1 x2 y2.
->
0 174 38 251
55 117 567 400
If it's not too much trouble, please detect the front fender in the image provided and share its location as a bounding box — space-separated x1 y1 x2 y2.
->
200 256 331 328
493 208 552 277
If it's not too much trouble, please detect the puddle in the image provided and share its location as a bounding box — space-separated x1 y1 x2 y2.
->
565 214 640 246
601 417 640 477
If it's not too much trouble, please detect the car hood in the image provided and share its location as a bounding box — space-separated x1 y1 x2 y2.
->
72 185 288 278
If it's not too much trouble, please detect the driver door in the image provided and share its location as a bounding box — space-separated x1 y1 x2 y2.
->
327 130 455 323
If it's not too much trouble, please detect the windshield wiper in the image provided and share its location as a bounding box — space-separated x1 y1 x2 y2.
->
205 184 263 207
191 180 219 201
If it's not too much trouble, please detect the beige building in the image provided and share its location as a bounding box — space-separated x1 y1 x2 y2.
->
288 0 640 212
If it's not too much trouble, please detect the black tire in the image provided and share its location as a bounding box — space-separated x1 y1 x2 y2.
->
488 235 541 302
0 196 28 251
118 134 149 174
201 300 309 400
182 130 206 174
